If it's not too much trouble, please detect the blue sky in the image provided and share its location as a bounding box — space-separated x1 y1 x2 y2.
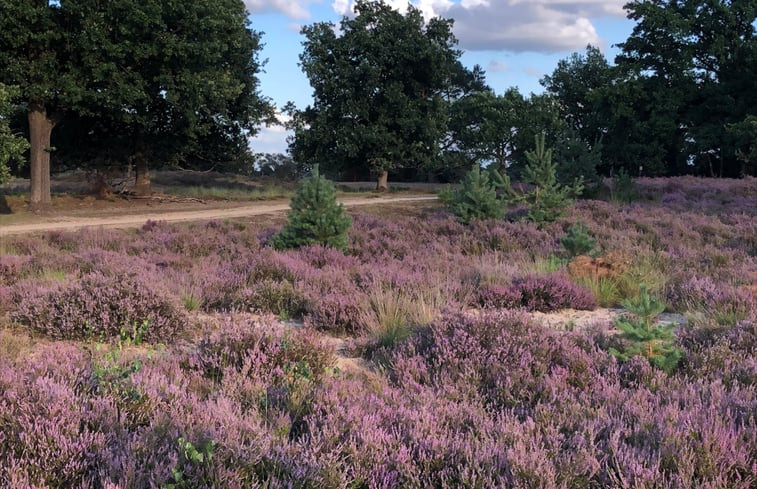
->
246 0 637 154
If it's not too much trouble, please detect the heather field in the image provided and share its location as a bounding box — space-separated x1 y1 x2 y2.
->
0 177 755 488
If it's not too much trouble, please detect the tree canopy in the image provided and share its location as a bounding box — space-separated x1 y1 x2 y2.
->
0 0 273 206
288 0 467 189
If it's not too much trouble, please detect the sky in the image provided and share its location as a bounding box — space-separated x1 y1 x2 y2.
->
245 0 638 154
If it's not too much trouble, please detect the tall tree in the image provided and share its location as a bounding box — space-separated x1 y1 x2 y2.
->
68 0 274 194
449 89 524 174
616 0 756 176
540 45 613 147
0 1 79 210
289 0 463 190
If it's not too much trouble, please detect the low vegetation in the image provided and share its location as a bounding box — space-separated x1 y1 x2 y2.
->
0 177 754 487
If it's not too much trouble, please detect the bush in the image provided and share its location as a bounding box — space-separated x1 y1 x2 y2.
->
12 272 185 342
479 273 597 312
273 167 351 251
560 222 596 258
610 285 681 372
239 279 307 319
611 168 639 203
521 134 583 223
441 165 510 224
554 131 602 197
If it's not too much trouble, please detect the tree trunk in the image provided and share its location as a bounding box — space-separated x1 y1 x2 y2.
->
376 170 388 192
27 103 56 213
133 151 152 195
497 150 507 175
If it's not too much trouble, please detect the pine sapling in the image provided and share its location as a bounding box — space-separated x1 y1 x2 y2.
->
443 165 514 224
273 166 352 251
522 134 583 223
561 222 596 258
610 285 681 372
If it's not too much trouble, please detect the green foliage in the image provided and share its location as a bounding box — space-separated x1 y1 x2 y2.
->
273 167 351 251
167 437 216 489
448 89 525 172
72 0 274 172
578 276 621 308
611 168 639 203
541 45 613 148
0 84 27 184
522 134 583 223
289 0 467 183
119 320 149 347
726 115 757 176
614 0 757 177
554 131 602 196
560 222 596 258
610 285 681 373
442 165 512 224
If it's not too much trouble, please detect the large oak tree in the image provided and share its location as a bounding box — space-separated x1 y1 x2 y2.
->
0 0 273 207
288 0 464 190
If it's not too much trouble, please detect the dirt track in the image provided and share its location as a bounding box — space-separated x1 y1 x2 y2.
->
0 195 438 236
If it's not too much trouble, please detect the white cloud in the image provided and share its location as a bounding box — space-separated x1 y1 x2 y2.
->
332 0 626 53
244 0 313 20
249 112 292 154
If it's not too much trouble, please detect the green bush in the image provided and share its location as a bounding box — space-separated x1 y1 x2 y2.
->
442 165 511 224
555 131 602 197
560 222 596 258
522 134 583 223
273 166 351 251
610 285 681 372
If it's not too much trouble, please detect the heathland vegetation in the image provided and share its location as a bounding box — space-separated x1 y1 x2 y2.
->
1 0 755 206
0 0 755 487
1 177 755 486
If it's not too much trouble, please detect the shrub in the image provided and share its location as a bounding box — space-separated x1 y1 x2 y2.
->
0 84 28 184
479 273 596 312
554 130 602 196
273 167 351 251
305 291 368 334
521 134 583 223
610 285 681 372
668 276 755 325
11 272 185 342
239 279 307 319
441 165 510 224
560 222 596 258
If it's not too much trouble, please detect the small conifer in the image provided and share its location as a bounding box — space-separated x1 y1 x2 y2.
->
273 166 351 251
523 134 583 223
442 165 510 224
560 222 596 258
610 285 682 373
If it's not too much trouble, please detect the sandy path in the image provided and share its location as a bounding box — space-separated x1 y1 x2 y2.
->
0 195 438 236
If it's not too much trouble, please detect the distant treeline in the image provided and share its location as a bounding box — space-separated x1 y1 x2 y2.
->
1 1 755 206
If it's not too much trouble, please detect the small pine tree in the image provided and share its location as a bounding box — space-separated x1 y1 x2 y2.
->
273 166 351 251
442 165 511 224
522 134 583 223
560 222 596 258
610 285 681 373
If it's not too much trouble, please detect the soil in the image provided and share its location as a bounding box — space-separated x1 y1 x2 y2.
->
528 308 688 331
0 194 438 236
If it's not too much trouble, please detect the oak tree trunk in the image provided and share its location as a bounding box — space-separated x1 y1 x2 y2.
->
376 170 388 192
133 151 152 195
27 103 56 213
